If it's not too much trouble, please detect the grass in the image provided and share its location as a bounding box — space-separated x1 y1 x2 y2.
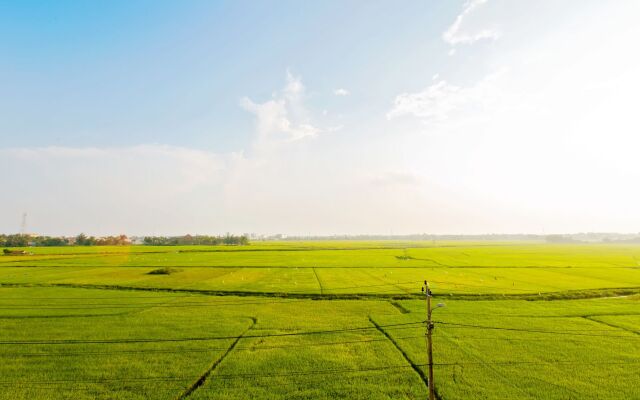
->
0 241 639 399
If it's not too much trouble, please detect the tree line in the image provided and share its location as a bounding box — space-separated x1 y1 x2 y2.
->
0 234 130 247
75 234 130 246
142 234 249 246
1 234 63 247
1 233 249 247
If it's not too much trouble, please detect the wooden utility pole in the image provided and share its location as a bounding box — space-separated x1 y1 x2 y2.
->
423 280 435 400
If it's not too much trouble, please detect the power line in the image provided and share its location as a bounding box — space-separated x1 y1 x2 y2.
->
428 280 543 293
0 368 420 391
427 312 640 318
0 277 597 298
439 322 636 332
0 300 306 310
3 330 635 358
435 321 640 337
433 361 640 366
437 336 618 342
4 278 632 299
0 279 426 298
0 364 422 386
0 320 426 345
2 359 640 388
0 334 427 357
0 295 198 301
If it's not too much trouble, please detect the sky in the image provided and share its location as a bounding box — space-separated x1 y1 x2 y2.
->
1 0 639 236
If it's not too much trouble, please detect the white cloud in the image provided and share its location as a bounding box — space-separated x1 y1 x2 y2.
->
5 1 640 239
386 70 506 122
334 88 350 96
384 2 640 233
240 71 322 142
443 0 500 47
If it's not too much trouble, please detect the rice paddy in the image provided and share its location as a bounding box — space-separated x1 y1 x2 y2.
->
1 241 639 399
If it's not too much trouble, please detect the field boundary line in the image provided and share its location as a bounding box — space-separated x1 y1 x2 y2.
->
0 312 132 320
368 317 438 398
389 301 411 314
439 326 584 397
0 282 419 300
128 292 191 317
408 257 451 267
438 328 533 398
176 317 257 400
581 316 640 336
4 264 638 270
0 243 528 260
312 267 324 295
3 282 640 301
360 269 413 295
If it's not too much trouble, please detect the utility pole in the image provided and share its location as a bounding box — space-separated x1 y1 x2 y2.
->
423 280 435 400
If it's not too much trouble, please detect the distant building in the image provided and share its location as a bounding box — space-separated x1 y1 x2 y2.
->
129 236 145 245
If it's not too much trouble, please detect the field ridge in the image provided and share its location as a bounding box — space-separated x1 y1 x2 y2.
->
176 317 257 399
581 316 640 336
368 317 437 398
312 267 324 294
3 282 640 301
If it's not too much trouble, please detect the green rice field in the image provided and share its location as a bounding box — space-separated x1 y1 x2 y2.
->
1 241 639 399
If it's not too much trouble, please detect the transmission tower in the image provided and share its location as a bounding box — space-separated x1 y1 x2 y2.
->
20 213 27 235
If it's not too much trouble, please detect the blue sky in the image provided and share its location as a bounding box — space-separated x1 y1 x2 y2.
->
0 1 456 150
1 1 639 236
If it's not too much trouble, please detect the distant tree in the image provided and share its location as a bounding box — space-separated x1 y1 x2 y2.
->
39 236 67 246
2 234 29 247
75 233 97 246
141 234 249 246
545 235 577 244
76 233 88 246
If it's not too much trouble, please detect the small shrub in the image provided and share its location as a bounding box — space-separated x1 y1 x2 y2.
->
147 267 181 275
3 249 28 256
